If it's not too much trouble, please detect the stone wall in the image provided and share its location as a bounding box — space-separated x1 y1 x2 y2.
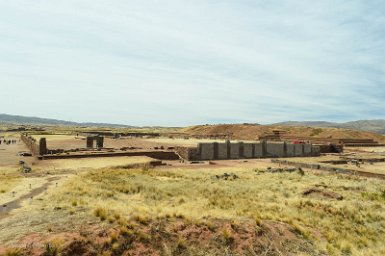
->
199 143 215 160
304 144 312 155
294 144 304 156
20 134 47 156
266 142 285 157
286 143 295 157
254 142 263 157
312 145 321 155
217 142 228 159
230 142 241 159
175 147 200 160
243 143 254 158
176 140 320 161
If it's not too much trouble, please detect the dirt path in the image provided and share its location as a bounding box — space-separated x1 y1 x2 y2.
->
0 176 61 220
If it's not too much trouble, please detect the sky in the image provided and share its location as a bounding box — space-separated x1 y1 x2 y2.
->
0 0 384 126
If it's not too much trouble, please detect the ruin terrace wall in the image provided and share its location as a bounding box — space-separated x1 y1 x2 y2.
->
199 143 215 160
286 143 295 157
20 134 48 156
243 143 254 158
254 142 263 158
266 142 285 157
294 144 304 156
176 141 320 161
174 147 200 161
230 142 241 159
304 144 312 155
217 143 228 159
312 145 321 155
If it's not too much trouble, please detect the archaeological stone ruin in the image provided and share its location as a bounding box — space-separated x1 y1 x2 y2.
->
175 140 320 161
20 134 47 156
20 132 319 162
86 135 104 149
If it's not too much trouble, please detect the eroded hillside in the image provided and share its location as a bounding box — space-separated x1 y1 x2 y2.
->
182 124 385 143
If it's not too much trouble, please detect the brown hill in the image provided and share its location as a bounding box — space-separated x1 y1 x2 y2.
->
182 124 385 143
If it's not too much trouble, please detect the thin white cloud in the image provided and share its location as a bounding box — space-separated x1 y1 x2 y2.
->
0 0 384 125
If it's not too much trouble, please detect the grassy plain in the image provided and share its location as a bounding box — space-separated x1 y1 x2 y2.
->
2 163 385 255
2 125 385 255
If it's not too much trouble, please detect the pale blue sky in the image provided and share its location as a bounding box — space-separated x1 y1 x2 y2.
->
1 0 384 126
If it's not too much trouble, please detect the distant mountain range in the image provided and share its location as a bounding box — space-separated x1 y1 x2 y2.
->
0 113 132 128
1 113 385 134
273 120 385 134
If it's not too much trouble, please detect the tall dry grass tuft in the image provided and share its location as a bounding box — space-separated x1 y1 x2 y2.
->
44 165 385 255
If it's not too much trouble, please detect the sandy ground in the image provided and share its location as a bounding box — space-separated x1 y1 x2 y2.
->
162 158 275 170
36 135 85 150
345 146 385 154
0 136 35 174
32 135 247 151
36 156 155 171
0 138 31 166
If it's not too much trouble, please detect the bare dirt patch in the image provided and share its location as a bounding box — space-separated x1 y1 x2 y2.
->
3 218 316 256
303 187 343 200
0 138 34 173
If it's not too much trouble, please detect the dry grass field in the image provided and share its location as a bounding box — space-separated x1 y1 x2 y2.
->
2 127 385 255
0 176 22 194
1 161 385 255
0 176 46 203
